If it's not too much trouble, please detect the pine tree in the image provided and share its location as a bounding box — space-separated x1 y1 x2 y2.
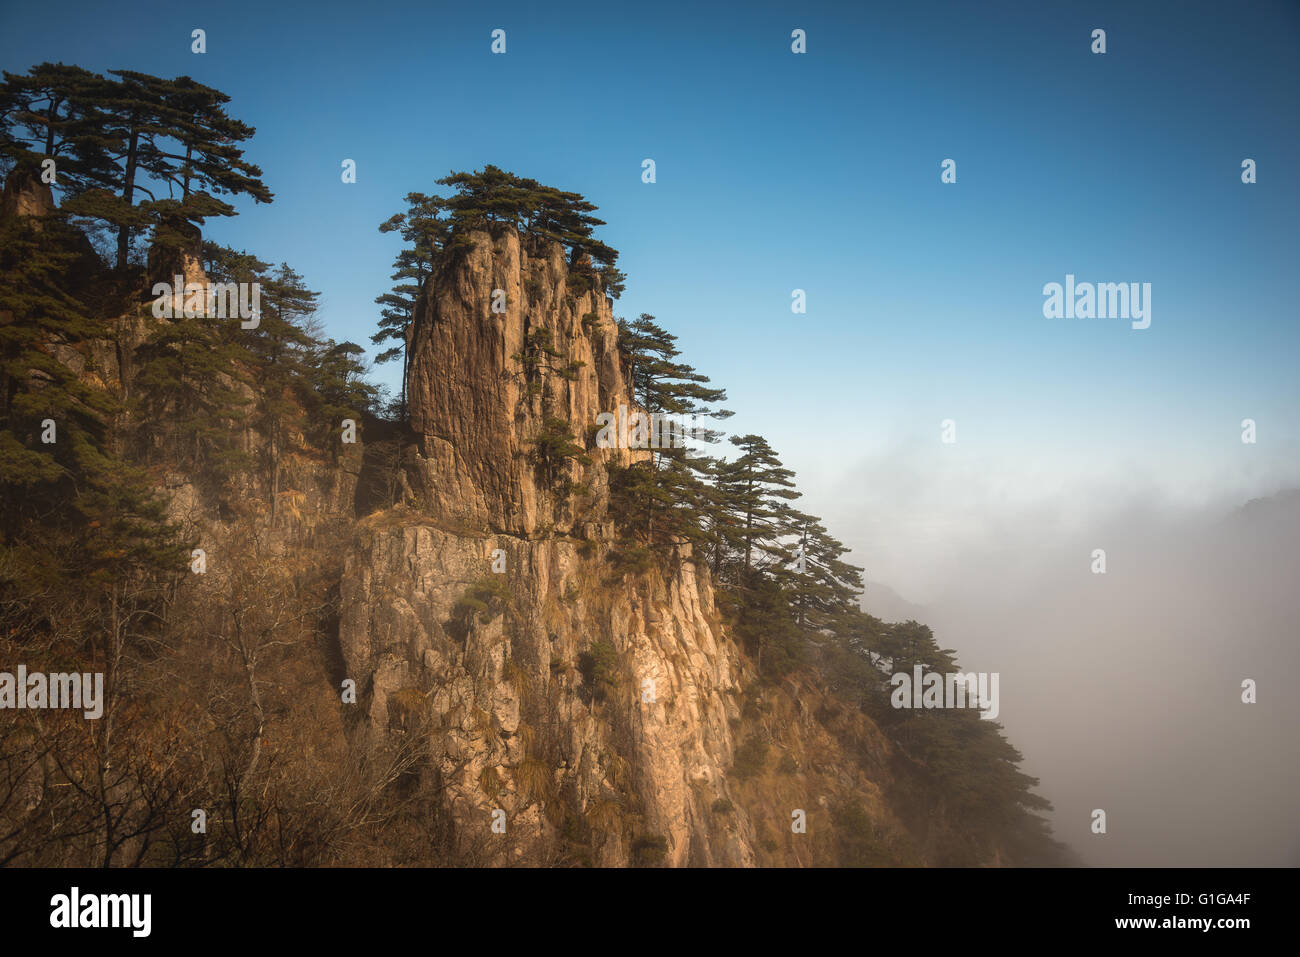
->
66 69 168 269
611 313 730 545
433 166 620 282
0 62 116 196
0 211 112 497
532 416 591 498
785 510 865 631
23 68 275 270
713 434 801 581
130 250 256 486
249 261 317 522
302 339 377 448
373 193 448 419
145 75 269 208
0 196 183 642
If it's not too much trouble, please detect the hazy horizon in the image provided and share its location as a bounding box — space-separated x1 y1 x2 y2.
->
853 482 1300 866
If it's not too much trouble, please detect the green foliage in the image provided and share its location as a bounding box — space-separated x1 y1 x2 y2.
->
131 250 258 485
732 572 803 680
131 244 375 503
2 63 273 269
834 617 1066 864
577 638 618 696
598 265 626 300
513 327 563 379
567 269 594 296
453 577 512 624
375 166 623 309
608 314 731 548
0 63 116 196
530 416 589 496
604 539 656 579
434 165 619 270
711 433 801 579
0 202 185 636
557 360 585 382
373 193 448 420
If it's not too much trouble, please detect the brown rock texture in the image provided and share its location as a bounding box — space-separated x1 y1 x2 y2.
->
0 163 54 224
343 226 757 864
339 227 916 866
406 226 638 536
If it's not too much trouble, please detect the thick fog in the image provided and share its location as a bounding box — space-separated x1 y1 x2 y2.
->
813 451 1300 867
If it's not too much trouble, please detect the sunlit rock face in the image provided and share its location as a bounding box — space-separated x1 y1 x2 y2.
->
343 226 754 865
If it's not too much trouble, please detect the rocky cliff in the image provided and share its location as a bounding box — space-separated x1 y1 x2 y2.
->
2 164 1034 866
340 227 751 864
335 226 936 867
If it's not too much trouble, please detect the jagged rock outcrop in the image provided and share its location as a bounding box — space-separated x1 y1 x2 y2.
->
406 226 634 535
342 226 761 864
2 182 362 545
4 191 1014 866
341 525 756 865
0 163 54 224
146 214 208 304
336 225 946 866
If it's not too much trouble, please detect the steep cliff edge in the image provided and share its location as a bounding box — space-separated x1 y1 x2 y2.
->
341 227 753 865
405 227 626 535
338 226 926 866
2 164 1058 866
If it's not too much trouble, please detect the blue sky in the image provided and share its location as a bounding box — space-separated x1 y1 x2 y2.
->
4 0 1298 572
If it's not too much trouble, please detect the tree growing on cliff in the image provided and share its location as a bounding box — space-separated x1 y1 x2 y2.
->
130 254 257 485
432 165 621 292
711 434 801 581
1 65 272 269
102 70 270 269
0 62 116 196
374 192 448 420
0 188 187 831
0 205 183 597
302 338 377 447
246 262 318 522
784 510 865 632
610 313 731 545
372 169 624 392
532 416 591 501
